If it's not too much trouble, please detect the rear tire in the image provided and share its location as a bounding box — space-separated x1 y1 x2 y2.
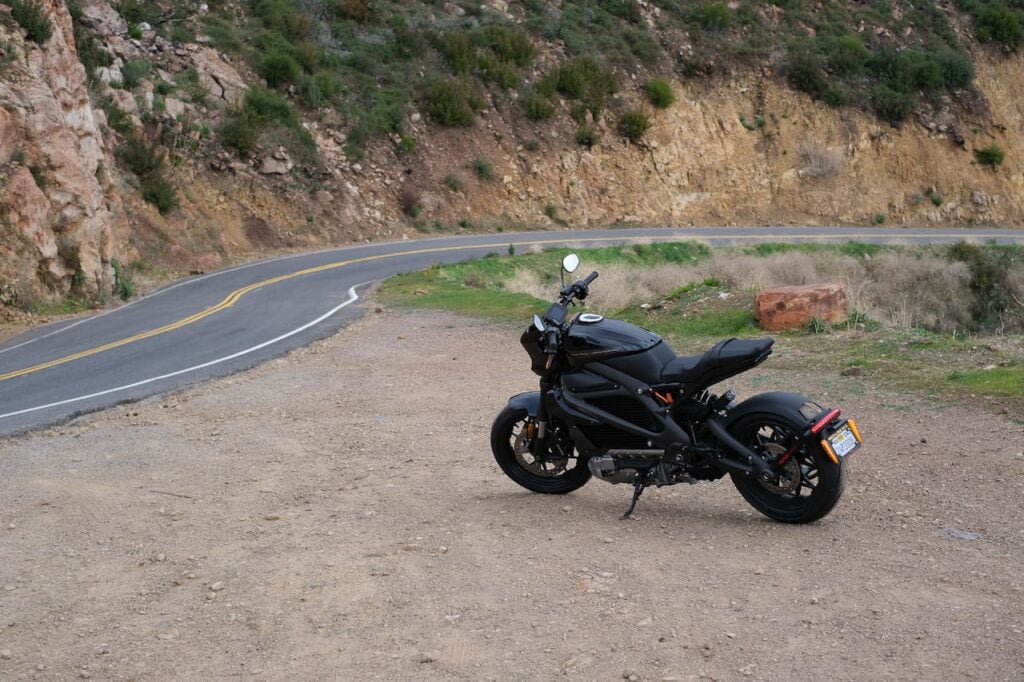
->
490 406 590 494
728 412 846 523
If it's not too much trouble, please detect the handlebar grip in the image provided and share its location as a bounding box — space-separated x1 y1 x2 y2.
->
582 271 599 286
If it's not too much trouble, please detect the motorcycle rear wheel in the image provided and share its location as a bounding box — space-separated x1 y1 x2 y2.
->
490 406 591 494
728 412 846 523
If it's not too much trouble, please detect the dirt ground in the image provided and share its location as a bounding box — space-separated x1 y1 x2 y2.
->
1 308 1022 681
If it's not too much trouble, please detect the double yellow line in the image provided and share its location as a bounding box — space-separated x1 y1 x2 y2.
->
0 231 1017 383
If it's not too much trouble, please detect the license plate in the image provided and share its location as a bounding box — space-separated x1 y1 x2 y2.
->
827 423 860 458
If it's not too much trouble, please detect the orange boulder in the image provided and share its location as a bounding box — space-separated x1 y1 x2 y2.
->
754 284 848 331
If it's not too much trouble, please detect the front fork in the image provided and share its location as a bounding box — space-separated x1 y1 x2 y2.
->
531 378 552 451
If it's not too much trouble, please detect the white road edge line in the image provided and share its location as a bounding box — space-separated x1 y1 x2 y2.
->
0 282 369 422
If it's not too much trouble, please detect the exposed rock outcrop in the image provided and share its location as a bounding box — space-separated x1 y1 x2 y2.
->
0 0 129 302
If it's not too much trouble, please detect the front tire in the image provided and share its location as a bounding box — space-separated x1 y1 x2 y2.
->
728 412 846 523
490 405 590 494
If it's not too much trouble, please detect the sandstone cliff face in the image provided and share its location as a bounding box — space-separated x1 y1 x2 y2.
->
0 0 128 305
398 56 1024 230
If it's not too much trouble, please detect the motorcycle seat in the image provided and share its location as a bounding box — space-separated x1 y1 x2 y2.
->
661 338 774 384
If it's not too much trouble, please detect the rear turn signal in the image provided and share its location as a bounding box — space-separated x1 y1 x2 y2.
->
847 419 863 443
820 439 840 465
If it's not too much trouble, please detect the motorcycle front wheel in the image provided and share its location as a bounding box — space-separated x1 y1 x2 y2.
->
728 412 846 523
490 406 591 494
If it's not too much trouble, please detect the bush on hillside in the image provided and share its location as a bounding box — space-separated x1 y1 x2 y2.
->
259 49 301 88
10 0 53 44
974 143 1005 167
426 78 482 127
643 77 675 108
617 109 650 143
974 4 1024 49
523 92 555 121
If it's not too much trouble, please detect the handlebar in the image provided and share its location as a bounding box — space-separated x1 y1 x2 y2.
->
542 269 601 355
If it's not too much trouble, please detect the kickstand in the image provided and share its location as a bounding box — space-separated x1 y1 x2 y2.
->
621 475 648 520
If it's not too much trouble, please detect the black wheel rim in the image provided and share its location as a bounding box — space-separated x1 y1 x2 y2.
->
509 418 580 477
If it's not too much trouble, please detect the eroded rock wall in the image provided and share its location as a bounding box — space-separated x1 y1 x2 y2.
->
0 0 128 305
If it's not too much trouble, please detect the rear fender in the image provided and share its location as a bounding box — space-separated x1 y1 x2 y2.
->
723 391 824 431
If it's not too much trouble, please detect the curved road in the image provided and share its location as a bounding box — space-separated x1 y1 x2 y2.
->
1 226 1021 436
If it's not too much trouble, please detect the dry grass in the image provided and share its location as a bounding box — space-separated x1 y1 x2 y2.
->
504 248 990 333
799 141 844 180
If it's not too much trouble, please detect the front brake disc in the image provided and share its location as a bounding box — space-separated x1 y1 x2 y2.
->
513 425 568 477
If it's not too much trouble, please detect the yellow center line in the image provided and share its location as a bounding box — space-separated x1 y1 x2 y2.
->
0 231 1017 382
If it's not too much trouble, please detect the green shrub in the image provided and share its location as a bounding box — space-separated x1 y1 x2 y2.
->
97 94 133 134
328 0 373 22
617 109 650 143
947 241 1017 330
936 50 974 89
259 49 301 89
128 24 143 40
975 143 1005 167
111 259 135 300
201 15 243 52
523 92 555 121
141 173 179 215
116 135 165 177
395 133 416 157
10 0 53 44
437 29 476 73
244 86 302 127
974 5 1024 49
871 85 916 124
643 78 675 108
822 34 867 75
219 108 261 156
472 157 494 181
540 57 617 117
739 114 765 131
575 124 598 147
688 2 732 30
117 0 158 25
480 25 534 67
120 59 151 90
426 79 481 127
785 50 828 98
522 138 540 152
872 212 886 225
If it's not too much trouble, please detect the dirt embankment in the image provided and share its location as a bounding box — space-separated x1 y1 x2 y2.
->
0 308 1022 680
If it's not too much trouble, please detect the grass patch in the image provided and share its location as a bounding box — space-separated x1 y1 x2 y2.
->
378 241 1024 412
947 366 1024 396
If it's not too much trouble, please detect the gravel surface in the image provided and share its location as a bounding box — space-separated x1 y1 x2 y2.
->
1 308 1022 680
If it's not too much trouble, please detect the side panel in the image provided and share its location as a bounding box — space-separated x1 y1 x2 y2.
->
723 391 823 429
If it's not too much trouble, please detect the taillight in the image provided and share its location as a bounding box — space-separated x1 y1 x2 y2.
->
810 407 841 434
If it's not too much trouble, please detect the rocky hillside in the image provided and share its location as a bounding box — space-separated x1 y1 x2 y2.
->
1 0 1023 308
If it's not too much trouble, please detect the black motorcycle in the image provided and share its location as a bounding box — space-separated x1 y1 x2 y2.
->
491 253 862 523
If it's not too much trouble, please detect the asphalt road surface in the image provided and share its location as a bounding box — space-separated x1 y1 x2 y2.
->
1 226 1021 436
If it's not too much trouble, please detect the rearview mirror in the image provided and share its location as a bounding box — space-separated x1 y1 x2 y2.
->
532 314 545 332
562 253 580 274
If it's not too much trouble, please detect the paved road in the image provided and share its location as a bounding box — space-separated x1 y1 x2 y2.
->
1 226 1021 436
